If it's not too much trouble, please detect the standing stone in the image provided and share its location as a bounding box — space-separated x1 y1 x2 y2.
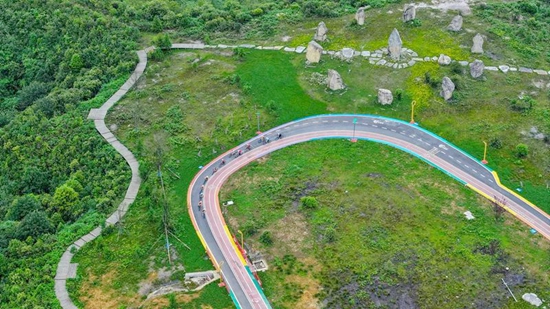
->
355 7 366 25
470 60 484 78
378 89 393 105
403 4 416 22
447 15 463 31
327 69 345 90
388 28 403 61
471 33 484 53
438 54 451 65
314 22 328 42
306 41 323 63
440 77 455 101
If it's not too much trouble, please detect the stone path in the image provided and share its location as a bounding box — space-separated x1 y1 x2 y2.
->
172 43 550 75
54 47 152 309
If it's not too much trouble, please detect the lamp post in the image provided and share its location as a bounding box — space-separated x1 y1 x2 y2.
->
256 112 261 135
237 229 244 250
351 118 357 143
410 100 417 124
481 141 488 164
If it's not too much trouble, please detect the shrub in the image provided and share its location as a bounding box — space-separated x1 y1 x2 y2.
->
510 96 536 113
259 231 273 246
489 137 503 149
300 196 319 209
515 143 529 158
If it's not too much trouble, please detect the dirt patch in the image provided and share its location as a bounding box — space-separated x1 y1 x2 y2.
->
270 212 312 257
286 272 322 309
141 292 201 308
79 270 140 309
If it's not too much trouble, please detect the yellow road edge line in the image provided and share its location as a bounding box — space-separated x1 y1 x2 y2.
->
491 171 550 219
466 183 517 217
224 225 248 265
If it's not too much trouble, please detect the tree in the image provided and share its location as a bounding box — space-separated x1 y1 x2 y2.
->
16 211 53 240
69 53 84 71
16 82 50 111
152 34 172 50
51 184 80 221
5 195 41 221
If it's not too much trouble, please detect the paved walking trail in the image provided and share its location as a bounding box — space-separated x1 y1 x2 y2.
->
54 47 152 309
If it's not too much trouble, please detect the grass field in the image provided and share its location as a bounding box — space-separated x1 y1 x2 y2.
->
69 3 550 308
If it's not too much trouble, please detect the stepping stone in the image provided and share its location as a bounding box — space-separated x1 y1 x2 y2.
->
498 65 510 73
458 61 469 66
431 56 438 61
408 60 416 66
361 51 371 57
283 47 296 52
519 67 533 73
509 67 518 72
295 46 306 53
424 57 431 61
374 53 383 58
533 69 548 75
385 62 393 67
412 57 423 62
218 44 228 48
393 63 399 68
239 44 255 48
485 66 498 71
410 51 418 57
321 50 328 55
376 59 387 65
255 46 263 49
327 51 335 55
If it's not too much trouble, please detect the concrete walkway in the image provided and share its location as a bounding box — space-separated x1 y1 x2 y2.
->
54 47 153 309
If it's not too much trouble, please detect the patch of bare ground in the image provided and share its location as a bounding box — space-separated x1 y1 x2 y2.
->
141 293 201 309
79 270 140 309
287 272 322 309
270 212 312 258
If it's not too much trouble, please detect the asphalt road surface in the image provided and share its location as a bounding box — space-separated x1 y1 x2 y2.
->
187 114 550 309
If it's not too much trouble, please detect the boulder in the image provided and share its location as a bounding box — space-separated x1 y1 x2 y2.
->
440 77 455 100
471 33 484 53
327 69 345 90
341 48 354 59
314 22 328 42
378 89 393 105
403 4 416 22
447 15 463 31
469 60 484 78
355 7 366 25
522 293 542 307
388 28 403 61
438 54 451 65
306 41 323 63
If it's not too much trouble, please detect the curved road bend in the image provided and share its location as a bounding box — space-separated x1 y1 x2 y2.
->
187 114 550 309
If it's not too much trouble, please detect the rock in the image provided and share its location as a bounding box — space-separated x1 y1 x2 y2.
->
485 66 498 71
408 60 416 66
447 15 463 31
295 46 306 53
314 22 328 42
378 89 393 105
327 69 345 90
306 41 323 63
403 4 416 22
376 59 387 66
498 65 510 73
534 69 548 75
110 124 118 132
471 33 484 53
459 60 469 66
470 60 484 78
438 54 451 65
440 77 455 100
355 7 366 25
361 51 371 57
534 133 545 140
522 293 542 307
341 48 354 59
388 28 403 61
519 67 533 73
530 126 538 134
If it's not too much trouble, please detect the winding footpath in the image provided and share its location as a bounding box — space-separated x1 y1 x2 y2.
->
56 42 549 308
188 115 550 309
54 47 152 309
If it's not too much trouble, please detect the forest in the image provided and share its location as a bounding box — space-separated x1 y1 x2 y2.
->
0 0 549 308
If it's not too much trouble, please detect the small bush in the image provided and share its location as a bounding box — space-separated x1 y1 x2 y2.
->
510 96 536 113
489 138 503 149
259 231 273 246
515 143 529 158
300 196 319 209
395 89 404 101
406 18 422 27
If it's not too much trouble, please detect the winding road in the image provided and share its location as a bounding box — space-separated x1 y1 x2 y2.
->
187 114 550 309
